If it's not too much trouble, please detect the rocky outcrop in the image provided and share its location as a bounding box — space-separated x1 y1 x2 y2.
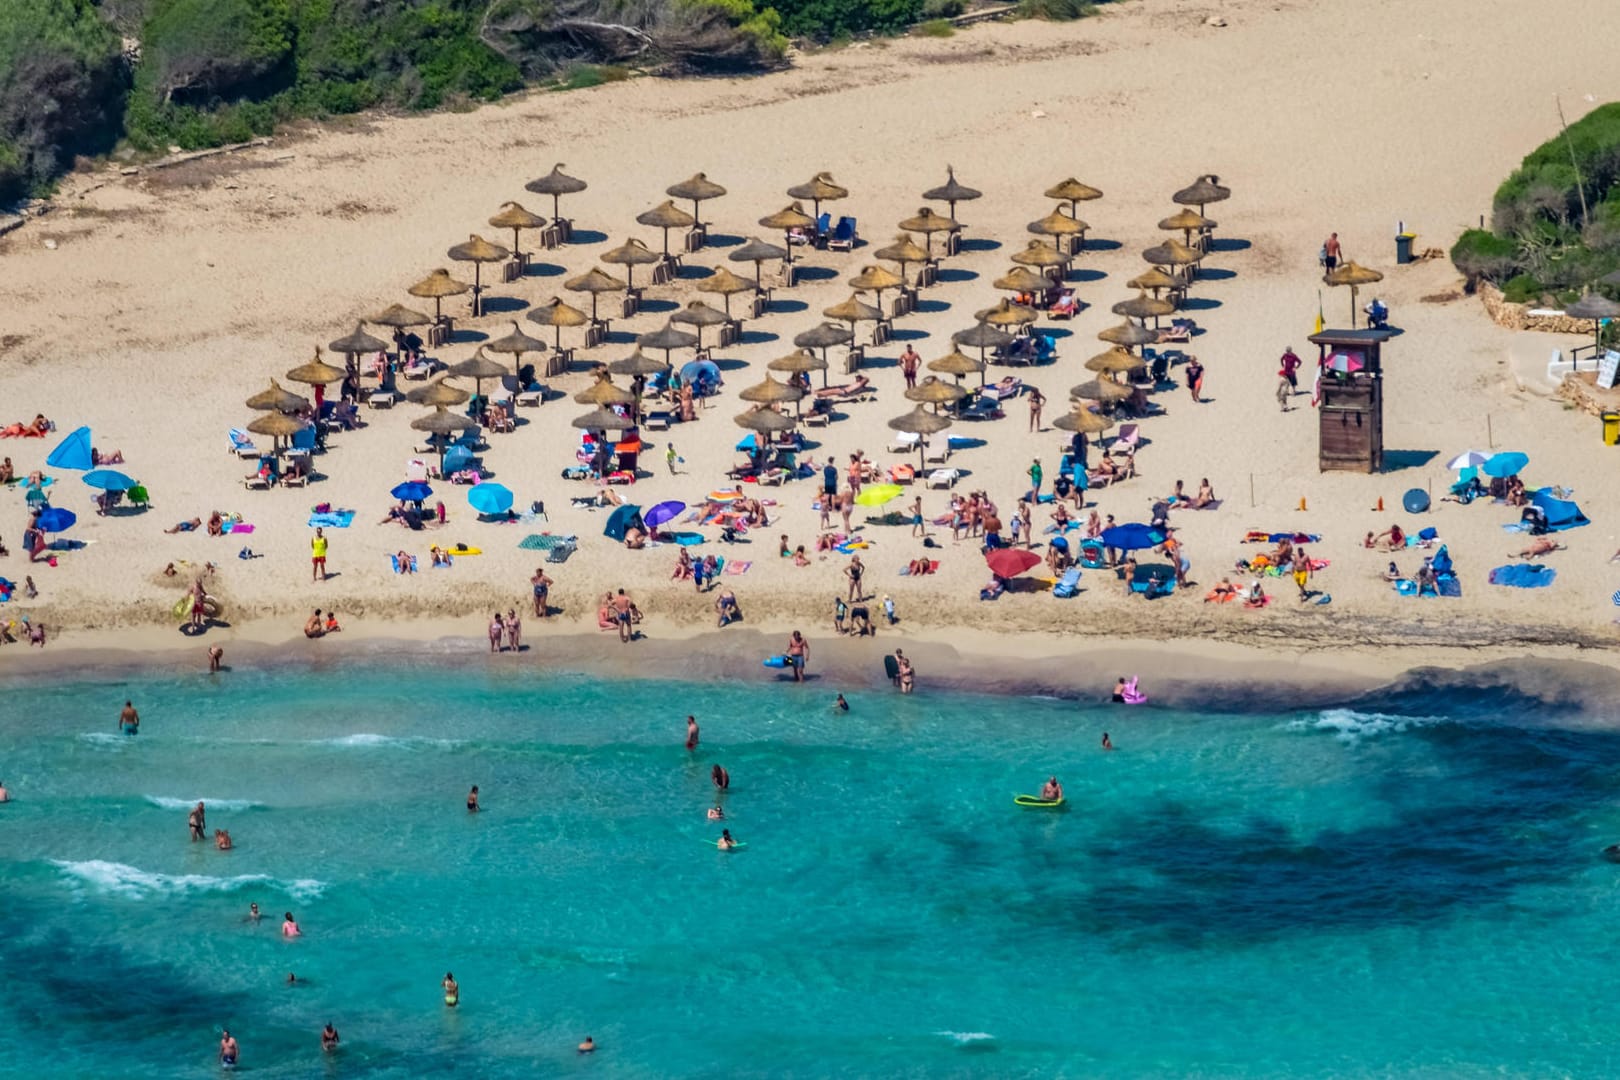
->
1480 282 1599 335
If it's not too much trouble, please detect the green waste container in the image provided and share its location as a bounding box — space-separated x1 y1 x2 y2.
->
1395 233 1416 264
1603 412 1620 446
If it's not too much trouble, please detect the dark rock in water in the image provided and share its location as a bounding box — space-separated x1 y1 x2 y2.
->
1603 845 1620 864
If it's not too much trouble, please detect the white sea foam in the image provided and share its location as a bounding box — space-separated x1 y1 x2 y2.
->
936 1031 995 1046
53 860 326 901
77 733 128 746
1286 708 1445 742
320 733 460 749
143 796 263 811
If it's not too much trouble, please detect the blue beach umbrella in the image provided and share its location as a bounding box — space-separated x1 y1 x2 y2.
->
1100 522 1165 551
643 500 686 529
391 480 433 503
1481 451 1529 478
46 426 93 471
468 482 514 515
35 507 77 532
603 504 644 541
83 469 136 491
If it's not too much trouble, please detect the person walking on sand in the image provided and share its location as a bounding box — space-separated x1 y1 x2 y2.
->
1322 232 1341 273
665 442 680 475
786 630 809 683
1028 386 1045 432
909 496 925 539
1293 546 1313 601
531 568 553 618
1185 356 1205 403
685 715 700 751
488 613 505 653
311 527 328 582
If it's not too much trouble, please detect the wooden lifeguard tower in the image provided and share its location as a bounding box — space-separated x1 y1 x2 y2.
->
1308 328 1395 472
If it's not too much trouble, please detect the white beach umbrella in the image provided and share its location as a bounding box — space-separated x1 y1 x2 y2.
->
1445 450 1490 471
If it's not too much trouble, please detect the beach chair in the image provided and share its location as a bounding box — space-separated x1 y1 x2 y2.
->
889 463 916 485
241 471 270 491
888 431 920 454
1157 319 1194 344
957 397 1003 422
1048 289 1078 319
1052 566 1082 598
828 217 857 252
290 425 317 454
1031 335 1056 363
403 357 433 380
1111 424 1141 457
981 377 1022 403
926 468 960 489
1078 541 1107 569
367 389 399 409
644 411 672 431
549 538 576 564
923 436 950 465
502 374 543 407
228 429 258 457
805 408 830 428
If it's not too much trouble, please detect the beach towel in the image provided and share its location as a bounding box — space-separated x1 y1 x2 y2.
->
1436 574 1462 598
669 532 705 546
1488 563 1556 588
835 541 871 554
518 533 571 551
308 510 356 528
389 554 418 574
1181 499 1222 511
223 522 254 534
724 560 752 575
899 561 939 576
1531 489 1590 531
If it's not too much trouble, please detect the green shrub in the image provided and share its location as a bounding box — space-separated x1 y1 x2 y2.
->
770 0 923 39
1449 228 1519 289
1500 274 1544 304
921 0 966 16
1018 0 1096 20
915 18 954 36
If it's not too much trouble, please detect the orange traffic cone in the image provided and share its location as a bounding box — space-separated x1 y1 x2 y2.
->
1298 497 1307 512
1375 496 1384 512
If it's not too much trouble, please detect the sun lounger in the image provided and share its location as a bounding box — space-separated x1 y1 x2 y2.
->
889 464 916 484
956 397 1003 422
228 429 258 457
828 216 857 252
241 472 270 491
367 389 399 409
923 437 950 465
981 377 1023 403
1111 424 1140 456
926 468 960 489
1048 289 1078 320
888 431 920 454
1052 566 1082 597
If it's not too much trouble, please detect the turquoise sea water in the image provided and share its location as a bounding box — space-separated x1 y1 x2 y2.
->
2 662 1618 1077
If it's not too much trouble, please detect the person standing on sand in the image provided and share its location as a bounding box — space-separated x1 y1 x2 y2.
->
686 715 700 751
1028 458 1043 498
531 568 553 617
909 496 925 539
1185 357 1205 403
786 630 809 683
838 487 854 534
208 646 223 673
311 527 328 582
613 589 634 643
505 609 522 652
1028 386 1045 432
900 344 920 388
1322 232 1341 273
488 613 504 653
845 554 864 602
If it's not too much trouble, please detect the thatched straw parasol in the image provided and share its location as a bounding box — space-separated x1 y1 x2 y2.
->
1052 406 1115 435
993 266 1052 294
369 303 432 330
849 264 904 313
1028 207 1086 242
666 172 727 224
637 321 699 366
406 376 471 408
1071 377 1132 403
905 376 967 411
408 269 472 323
488 202 546 260
1159 207 1213 247
447 234 510 306
1010 239 1070 273
786 172 848 219
953 321 1013 371
824 292 883 345
888 405 952 466
759 203 817 263
739 372 805 406
449 347 511 399
247 411 308 444
574 374 635 407
1112 290 1177 323
921 166 982 222
1098 320 1158 350
1566 291 1620 356
874 233 930 284
1045 178 1103 218
927 347 984 384
735 407 797 434
794 321 853 385
1142 238 1202 269
527 296 589 363
671 300 729 349
730 236 789 288
246 379 308 413
410 406 476 466
565 267 627 322
767 348 827 381
524 162 587 223
330 323 389 373
897 207 956 258
1085 347 1148 375
599 238 661 292
571 406 635 431
485 320 547 363
608 349 669 378
636 200 697 258
1129 267 1178 294
1324 260 1386 327
286 346 345 387
977 298 1039 329
1172 174 1231 215
696 266 757 317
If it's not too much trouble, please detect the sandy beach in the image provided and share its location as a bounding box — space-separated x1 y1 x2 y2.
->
4 0 1620 672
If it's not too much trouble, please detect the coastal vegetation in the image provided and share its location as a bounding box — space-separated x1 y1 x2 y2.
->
1450 102 1620 302
0 0 1113 204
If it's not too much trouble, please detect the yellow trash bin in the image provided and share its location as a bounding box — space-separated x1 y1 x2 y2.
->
1603 412 1620 445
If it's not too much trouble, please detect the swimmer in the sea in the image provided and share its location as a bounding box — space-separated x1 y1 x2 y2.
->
834 694 849 712
208 645 223 673
685 715 700 751
286 973 298 985
1101 732 1113 751
718 828 737 850
578 1036 596 1054
707 805 724 820
321 1023 340 1052
214 829 232 851
711 764 729 792
247 902 261 922
189 801 206 842
0 779 9 802
219 1030 239 1068
442 972 459 1007
119 700 139 735
467 785 480 813
1040 776 1063 801
282 912 301 937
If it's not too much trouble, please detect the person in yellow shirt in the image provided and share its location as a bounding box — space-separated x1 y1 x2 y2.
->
311 527 328 582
